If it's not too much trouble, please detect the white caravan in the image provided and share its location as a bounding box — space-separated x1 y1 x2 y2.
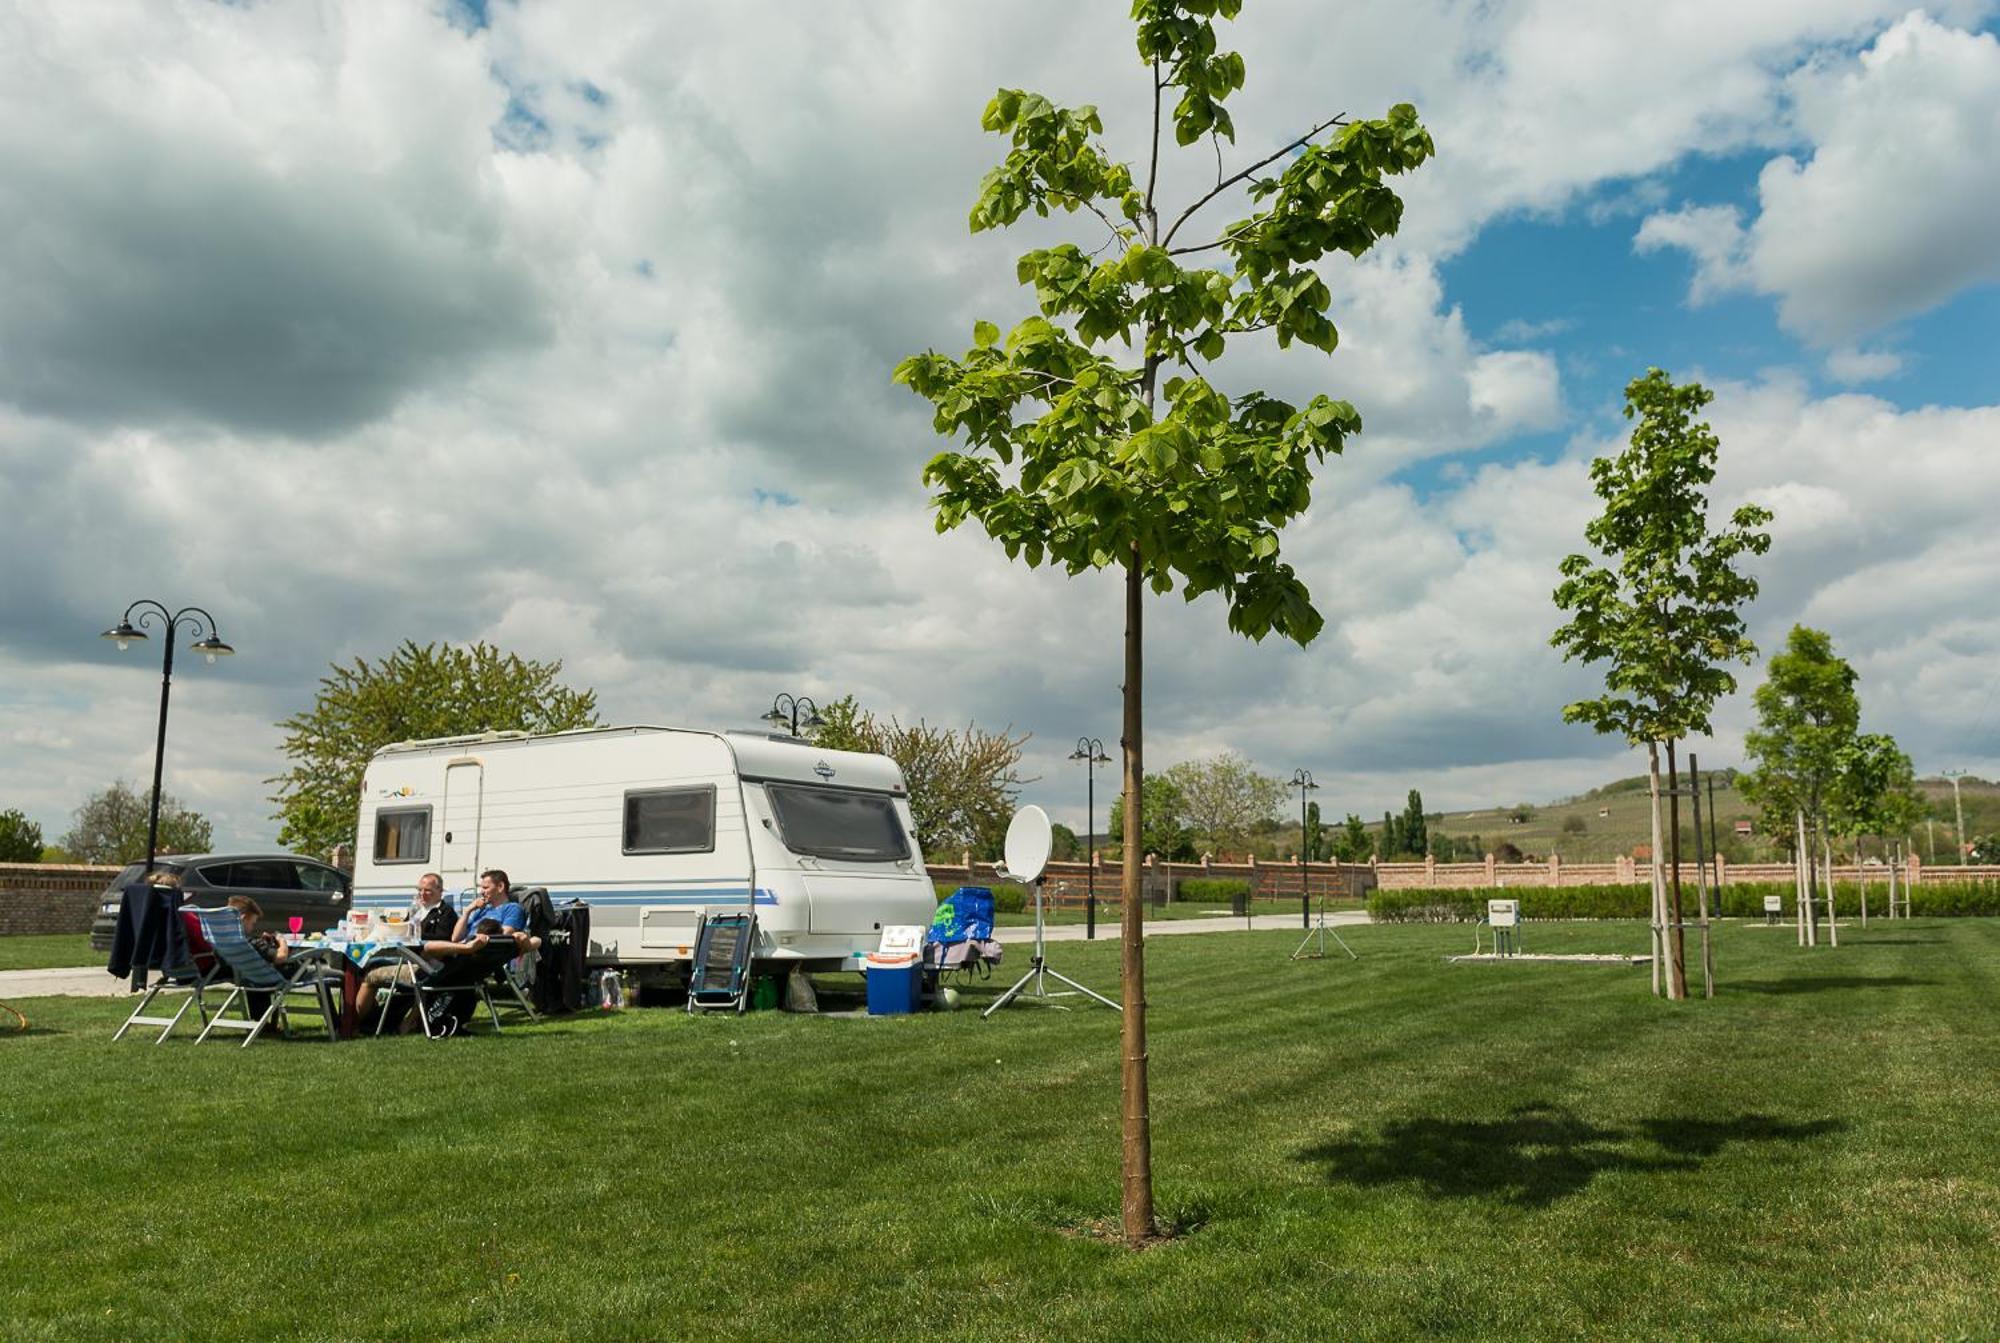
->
348 726 936 978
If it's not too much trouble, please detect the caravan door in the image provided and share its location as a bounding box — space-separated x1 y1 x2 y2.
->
439 759 484 891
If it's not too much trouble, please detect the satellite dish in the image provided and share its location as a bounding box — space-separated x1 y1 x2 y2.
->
1003 805 1053 883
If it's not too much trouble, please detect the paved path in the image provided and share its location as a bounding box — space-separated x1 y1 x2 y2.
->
0 966 128 999
997 909 1369 944
0 911 1374 1000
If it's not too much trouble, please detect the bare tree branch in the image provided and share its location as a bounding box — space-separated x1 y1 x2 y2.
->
1144 62 1162 227
1161 113 1348 250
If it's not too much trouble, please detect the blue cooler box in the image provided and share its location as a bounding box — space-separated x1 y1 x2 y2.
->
864 952 922 1015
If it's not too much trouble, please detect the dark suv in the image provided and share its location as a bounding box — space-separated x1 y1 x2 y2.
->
88 853 352 952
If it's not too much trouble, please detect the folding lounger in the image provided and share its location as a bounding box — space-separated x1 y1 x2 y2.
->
113 909 223 1044
395 939 542 1038
687 912 756 1014
190 908 343 1047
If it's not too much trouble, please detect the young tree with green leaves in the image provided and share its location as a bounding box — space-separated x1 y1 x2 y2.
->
270 640 600 858
1105 773 1193 861
1380 810 1401 859
1303 800 1323 862
59 782 213 865
894 0 1432 1240
0 807 45 863
1332 812 1371 863
1400 788 1428 858
1741 625 1862 944
1551 369 1773 999
1829 731 1921 924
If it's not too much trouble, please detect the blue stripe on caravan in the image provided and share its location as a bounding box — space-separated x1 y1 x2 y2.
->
353 886 776 910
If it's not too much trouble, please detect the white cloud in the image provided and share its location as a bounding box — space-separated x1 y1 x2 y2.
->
1638 12 2000 343
1824 345 1905 383
1633 204 1752 304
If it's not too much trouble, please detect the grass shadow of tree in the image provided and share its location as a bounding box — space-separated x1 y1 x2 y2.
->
1299 1104 1844 1209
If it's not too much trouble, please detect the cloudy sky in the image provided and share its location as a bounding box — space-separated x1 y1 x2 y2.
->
3 0 1998 854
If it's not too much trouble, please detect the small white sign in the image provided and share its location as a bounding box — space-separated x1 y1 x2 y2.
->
1488 899 1519 929
877 925 926 956
1763 895 1783 913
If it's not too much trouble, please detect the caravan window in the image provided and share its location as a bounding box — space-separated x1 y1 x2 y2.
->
623 786 716 854
374 807 432 864
765 784 910 862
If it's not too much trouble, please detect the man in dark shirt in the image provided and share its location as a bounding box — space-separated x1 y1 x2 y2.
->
355 873 456 1021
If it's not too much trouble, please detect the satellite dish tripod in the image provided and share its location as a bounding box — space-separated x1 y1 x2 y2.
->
983 806 1120 1018
983 867 1121 1017
1292 888 1358 961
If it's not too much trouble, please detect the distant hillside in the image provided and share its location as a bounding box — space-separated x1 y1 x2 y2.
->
1245 771 1999 866
1324 772 2000 866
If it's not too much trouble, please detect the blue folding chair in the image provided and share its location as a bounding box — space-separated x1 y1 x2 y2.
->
190 907 343 1047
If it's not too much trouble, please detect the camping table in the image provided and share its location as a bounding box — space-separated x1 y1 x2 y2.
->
283 939 434 1039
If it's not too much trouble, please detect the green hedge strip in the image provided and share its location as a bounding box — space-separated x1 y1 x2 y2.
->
1177 877 1250 903
1368 879 2000 922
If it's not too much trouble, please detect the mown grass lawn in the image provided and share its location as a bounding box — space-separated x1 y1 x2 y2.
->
4 920 1998 1341
0 934 94 971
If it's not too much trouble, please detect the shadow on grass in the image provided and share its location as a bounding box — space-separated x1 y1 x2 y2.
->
1731 975 1935 995
1299 1104 1844 1208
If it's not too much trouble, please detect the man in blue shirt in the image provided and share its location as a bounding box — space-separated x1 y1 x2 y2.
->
452 869 527 942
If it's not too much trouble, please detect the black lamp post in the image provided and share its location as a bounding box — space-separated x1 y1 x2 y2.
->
101 600 234 875
762 693 825 737
1290 768 1320 929
1068 737 1111 939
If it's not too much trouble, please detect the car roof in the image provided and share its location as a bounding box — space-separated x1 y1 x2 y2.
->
154 852 341 868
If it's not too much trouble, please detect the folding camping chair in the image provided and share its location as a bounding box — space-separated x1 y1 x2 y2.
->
113 908 224 1044
395 938 541 1038
687 912 756 1013
923 887 1004 985
190 907 343 1047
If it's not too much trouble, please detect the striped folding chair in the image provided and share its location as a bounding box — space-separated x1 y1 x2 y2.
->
112 909 224 1044
190 907 343 1047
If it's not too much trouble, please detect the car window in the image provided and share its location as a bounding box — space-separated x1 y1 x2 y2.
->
294 863 347 893
101 863 148 894
207 860 302 891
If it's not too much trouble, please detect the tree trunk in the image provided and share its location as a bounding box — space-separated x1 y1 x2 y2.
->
1858 836 1868 926
1663 739 1689 999
1822 832 1838 948
1118 553 1154 1244
1646 742 1666 996
1795 810 1810 947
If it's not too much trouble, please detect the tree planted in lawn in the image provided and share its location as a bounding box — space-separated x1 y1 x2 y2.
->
1830 731 1922 922
1742 625 1861 943
1552 369 1773 999
894 0 1432 1239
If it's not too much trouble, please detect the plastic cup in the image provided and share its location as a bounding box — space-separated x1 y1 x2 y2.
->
288 917 304 935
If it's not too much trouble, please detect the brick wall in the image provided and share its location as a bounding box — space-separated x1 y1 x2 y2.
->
926 856 1376 903
1368 855 2000 890
0 863 121 936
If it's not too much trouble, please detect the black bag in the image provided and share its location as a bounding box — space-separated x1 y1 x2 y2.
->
530 900 591 1014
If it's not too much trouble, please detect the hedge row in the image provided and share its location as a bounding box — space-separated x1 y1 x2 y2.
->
1177 877 1250 903
1368 879 2000 922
